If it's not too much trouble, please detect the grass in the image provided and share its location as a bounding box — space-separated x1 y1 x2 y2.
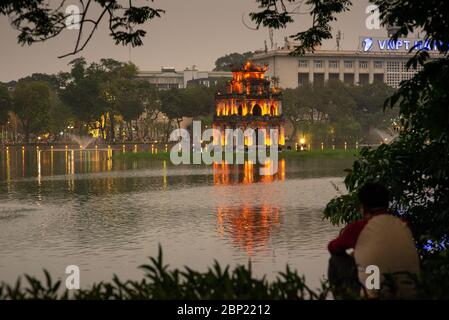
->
114 151 172 161
280 149 359 160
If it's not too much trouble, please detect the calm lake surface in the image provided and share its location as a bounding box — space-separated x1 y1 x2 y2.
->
0 146 351 288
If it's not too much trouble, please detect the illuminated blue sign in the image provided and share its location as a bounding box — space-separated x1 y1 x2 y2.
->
362 38 373 52
359 37 444 52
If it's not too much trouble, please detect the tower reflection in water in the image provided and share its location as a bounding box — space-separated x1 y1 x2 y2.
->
214 159 285 256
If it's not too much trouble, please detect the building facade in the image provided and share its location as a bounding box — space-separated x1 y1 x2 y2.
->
137 66 232 90
252 48 428 88
213 62 285 147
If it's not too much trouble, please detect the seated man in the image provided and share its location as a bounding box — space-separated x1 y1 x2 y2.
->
327 182 420 299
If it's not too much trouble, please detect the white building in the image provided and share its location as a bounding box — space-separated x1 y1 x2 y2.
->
137 66 232 89
252 36 440 88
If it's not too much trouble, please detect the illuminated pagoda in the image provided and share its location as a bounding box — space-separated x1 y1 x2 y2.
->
213 61 285 147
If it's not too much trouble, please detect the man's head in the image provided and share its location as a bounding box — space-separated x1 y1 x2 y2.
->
358 182 389 217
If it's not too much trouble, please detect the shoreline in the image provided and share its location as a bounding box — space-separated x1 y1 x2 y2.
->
114 149 359 162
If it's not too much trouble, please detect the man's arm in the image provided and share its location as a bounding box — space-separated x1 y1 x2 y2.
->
328 220 368 254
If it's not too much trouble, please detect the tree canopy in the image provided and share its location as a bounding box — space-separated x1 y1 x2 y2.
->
213 52 254 71
159 85 215 130
283 81 396 146
0 57 222 144
0 85 11 125
13 81 51 142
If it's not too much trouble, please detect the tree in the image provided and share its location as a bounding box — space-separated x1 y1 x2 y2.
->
59 58 160 141
136 81 160 141
12 81 51 142
159 86 215 134
0 85 11 125
113 79 145 141
183 86 215 117
251 0 449 259
213 52 254 71
250 0 352 55
97 59 145 141
61 76 106 136
283 85 314 142
0 1 164 58
349 82 397 137
283 81 364 146
159 88 184 132
17 73 73 141
48 90 73 141
59 58 122 139
20 73 61 90
68 57 87 83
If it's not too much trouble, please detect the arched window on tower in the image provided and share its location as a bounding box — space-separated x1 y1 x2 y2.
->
270 105 276 116
252 104 262 116
238 105 243 116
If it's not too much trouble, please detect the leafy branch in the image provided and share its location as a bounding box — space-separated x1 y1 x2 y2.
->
0 0 165 58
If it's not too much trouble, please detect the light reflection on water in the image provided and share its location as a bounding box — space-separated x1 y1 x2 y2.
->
0 147 350 288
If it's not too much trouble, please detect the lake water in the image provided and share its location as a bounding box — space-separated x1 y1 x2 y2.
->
0 146 351 289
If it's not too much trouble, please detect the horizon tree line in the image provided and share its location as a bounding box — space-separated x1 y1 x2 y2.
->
0 58 218 144
0 57 396 146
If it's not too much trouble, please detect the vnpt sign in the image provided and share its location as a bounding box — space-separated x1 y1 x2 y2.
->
360 37 443 52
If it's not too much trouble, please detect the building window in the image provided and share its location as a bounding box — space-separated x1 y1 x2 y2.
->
298 73 309 86
386 73 401 88
359 73 369 85
373 74 384 83
374 61 383 69
344 60 354 68
329 60 339 69
313 73 325 86
329 73 339 81
387 61 400 72
401 61 409 72
299 60 308 68
314 60 323 68
359 61 368 69
344 73 355 84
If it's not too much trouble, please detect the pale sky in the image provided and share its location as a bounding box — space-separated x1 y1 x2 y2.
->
0 0 388 82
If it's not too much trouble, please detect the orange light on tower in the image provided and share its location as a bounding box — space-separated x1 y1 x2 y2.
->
279 127 285 145
265 133 271 146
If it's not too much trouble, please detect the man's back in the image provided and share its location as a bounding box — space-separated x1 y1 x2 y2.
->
355 214 420 298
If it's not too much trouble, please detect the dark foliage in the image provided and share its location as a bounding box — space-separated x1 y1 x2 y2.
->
0 0 164 58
